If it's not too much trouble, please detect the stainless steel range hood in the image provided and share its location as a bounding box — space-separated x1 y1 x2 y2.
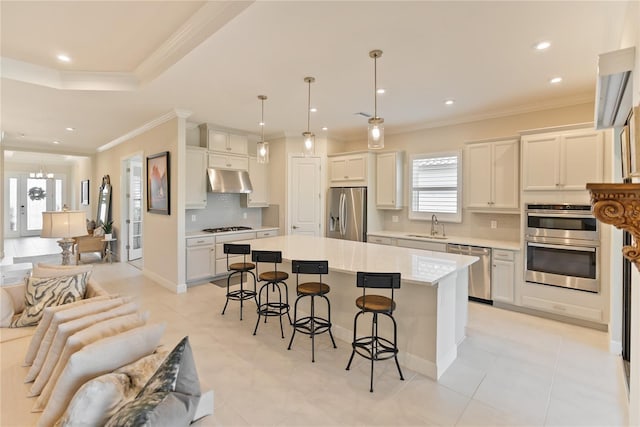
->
207 168 253 193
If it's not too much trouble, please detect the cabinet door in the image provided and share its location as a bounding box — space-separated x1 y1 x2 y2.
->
208 130 229 152
492 139 519 209
208 154 249 171
244 157 268 207
492 258 514 304
376 152 401 209
346 156 366 181
185 148 207 209
186 245 215 281
329 158 347 182
228 134 248 155
561 131 603 190
465 143 493 208
329 154 367 185
522 135 560 190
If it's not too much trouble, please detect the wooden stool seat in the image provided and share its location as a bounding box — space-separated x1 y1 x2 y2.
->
355 295 395 312
297 282 330 296
259 271 289 282
229 262 255 271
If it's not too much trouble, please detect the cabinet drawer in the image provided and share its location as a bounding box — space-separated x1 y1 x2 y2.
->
522 295 603 322
368 236 392 245
257 230 278 238
492 249 515 261
186 236 215 247
208 154 249 171
215 231 257 244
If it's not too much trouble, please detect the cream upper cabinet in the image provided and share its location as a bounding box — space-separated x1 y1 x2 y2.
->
185 147 208 209
208 153 249 171
522 128 604 191
376 152 404 209
465 138 519 212
329 153 367 186
242 157 269 208
199 124 248 156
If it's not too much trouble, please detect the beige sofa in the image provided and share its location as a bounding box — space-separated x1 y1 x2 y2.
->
0 264 213 426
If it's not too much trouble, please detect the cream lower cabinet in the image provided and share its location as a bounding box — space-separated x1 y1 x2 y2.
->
376 152 404 209
522 128 604 191
492 249 515 304
465 138 519 212
186 147 208 209
186 236 216 282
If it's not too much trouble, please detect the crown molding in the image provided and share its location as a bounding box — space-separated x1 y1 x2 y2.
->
134 1 254 84
97 109 192 152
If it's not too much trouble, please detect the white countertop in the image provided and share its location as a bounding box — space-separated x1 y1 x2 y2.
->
367 230 521 251
243 235 478 286
186 226 278 239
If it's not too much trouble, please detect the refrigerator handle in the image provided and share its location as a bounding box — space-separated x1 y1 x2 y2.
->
340 192 346 236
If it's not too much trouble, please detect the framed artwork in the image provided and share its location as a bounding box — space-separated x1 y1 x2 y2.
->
81 180 90 206
147 151 170 215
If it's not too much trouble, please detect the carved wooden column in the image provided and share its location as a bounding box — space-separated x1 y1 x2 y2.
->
587 183 640 271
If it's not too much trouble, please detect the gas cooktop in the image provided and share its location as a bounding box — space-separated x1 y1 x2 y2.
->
202 226 253 233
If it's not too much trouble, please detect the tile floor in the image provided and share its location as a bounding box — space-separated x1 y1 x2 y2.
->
2 238 630 426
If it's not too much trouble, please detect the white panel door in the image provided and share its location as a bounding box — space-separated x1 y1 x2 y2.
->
289 156 321 236
128 159 143 260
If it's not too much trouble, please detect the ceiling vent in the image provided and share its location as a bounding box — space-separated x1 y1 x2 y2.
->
595 46 635 129
354 112 372 118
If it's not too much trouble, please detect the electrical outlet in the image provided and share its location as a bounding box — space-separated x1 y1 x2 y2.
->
490 220 497 229
392 215 399 223
243 212 248 219
191 215 196 222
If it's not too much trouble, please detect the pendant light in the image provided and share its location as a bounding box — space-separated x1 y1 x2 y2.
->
302 76 315 156
256 95 269 164
368 49 384 149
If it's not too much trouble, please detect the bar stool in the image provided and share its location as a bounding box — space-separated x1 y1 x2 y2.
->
287 260 337 362
346 271 403 392
220 243 256 321
251 250 291 338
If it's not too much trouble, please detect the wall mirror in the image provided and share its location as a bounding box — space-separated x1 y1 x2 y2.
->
96 175 112 226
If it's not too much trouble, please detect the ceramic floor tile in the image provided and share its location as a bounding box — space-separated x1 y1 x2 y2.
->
438 357 486 397
457 399 539 426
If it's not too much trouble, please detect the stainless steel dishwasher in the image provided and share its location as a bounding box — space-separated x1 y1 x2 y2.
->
446 244 492 304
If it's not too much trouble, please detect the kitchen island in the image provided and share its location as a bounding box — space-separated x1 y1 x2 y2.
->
243 235 478 379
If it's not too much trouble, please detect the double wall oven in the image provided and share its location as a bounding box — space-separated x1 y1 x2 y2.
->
525 204 600 293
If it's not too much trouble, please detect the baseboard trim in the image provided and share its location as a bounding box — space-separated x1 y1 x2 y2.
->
493 301 608 331
142 269 184 294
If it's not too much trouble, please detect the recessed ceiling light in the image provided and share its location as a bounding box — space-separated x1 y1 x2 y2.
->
310 107 317 112
52 140 60 144
57 54 71 63
550 77 562 84
65 127 75 131
377 88 385 94
19 133 26 138
444 99 455 105
534 41 551 51
322 126 328 131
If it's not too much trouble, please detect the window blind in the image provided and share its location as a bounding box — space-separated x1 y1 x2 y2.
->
411 155 458 214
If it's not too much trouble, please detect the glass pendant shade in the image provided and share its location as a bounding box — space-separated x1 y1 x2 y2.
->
257 140 269 164
368 117 384 149
303 131 315 156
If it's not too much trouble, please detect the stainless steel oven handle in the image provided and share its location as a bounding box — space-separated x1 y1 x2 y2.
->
527 212 593 218
527 242 596 252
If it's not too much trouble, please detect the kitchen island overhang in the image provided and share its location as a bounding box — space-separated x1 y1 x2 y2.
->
241 235 478 380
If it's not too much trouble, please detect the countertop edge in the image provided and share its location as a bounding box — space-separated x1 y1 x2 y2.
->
367 231 521 251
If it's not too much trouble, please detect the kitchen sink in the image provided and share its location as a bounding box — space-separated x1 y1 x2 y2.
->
405 234 448 240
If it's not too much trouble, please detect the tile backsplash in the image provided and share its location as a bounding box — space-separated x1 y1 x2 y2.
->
186 193 261 231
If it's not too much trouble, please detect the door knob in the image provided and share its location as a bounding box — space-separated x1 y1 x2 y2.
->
292 225 299 229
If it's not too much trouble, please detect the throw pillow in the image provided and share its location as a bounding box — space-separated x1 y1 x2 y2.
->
25 297 127 380
0 288 15 327
23 296 112 367
34 310 148 409
36 322 165 427
32 263 93 279
105 336 201 427
29 302 140 397
54 349 169 427
11 273 89 328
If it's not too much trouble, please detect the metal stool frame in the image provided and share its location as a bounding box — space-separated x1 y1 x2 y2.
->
220 243 257 320
346 271 404 392
251 250 291 338
287 260 337 362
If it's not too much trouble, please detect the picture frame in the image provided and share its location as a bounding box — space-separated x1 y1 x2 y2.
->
146 151 170 215
81 180 90 206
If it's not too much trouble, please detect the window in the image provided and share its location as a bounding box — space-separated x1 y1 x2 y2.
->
409 151 462 222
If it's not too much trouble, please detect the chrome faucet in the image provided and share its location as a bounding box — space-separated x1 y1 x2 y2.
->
431 214 439 236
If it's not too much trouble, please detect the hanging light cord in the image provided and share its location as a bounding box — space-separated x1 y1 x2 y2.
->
261 97 265 142
373 54 378 119
307 79 311 132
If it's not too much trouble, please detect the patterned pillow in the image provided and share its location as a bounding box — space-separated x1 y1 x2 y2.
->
105 337 201 427
11 272 89 328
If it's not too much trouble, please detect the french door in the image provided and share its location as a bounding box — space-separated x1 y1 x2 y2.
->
5 174 64 237
127 157 143 260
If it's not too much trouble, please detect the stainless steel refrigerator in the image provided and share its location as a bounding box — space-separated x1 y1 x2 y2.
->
326 187 367 242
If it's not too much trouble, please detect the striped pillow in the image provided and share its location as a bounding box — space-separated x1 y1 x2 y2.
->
10 273 89 328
